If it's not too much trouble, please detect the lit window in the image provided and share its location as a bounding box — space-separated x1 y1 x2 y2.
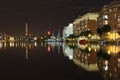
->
109 9 112 12
118 18 120 21
103 15 108 20
104 20 108 25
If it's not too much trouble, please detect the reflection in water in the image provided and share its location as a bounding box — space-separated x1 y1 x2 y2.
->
0 41 120 80
47 42 62 54
97 45 120 80
25 45 28 60
73 48 99 71
0 41 62 54
63 43 120 80
47 44 51 52
0 42 44 60
63 43 99 71
63 43 73 60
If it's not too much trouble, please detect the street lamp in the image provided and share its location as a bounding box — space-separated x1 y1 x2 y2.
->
88 34 91 42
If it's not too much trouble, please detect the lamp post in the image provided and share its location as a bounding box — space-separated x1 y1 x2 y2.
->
88 34 91 43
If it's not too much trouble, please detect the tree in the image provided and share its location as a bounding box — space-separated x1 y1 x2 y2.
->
118 31 120 35
80 31 85 36
67 34 75 39
97 28 103 36
102 25 111 33
84 30 92 37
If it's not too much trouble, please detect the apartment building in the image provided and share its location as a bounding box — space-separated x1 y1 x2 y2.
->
73 13 99 36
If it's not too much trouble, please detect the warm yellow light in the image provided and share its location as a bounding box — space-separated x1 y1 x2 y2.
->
88 34 91 38
107 32 119 40
9 37 14 41
88 47 91 52
118 58 120 62
94 49 96 52
41 37 43 39
107 32 110 34
106 45 120 54
10 42 14 47
108 51 111 55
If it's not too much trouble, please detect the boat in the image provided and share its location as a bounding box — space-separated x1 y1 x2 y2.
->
79 39 86 44
78 36 87 44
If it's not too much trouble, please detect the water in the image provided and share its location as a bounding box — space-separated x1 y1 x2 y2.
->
0 42 119 80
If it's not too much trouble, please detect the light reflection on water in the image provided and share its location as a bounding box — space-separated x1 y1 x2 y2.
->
62 43 120 80
0 41 120 80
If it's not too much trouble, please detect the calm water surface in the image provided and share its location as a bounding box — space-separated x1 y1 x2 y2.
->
0 42 119 80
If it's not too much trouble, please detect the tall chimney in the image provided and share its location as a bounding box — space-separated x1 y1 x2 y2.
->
25 23 28 36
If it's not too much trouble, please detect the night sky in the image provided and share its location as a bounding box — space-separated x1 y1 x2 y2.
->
0 0 111 35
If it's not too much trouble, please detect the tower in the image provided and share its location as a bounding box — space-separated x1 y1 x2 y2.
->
57 29 60 39
25 23 28 36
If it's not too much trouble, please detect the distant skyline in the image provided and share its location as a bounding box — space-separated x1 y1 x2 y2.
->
0 0 111 35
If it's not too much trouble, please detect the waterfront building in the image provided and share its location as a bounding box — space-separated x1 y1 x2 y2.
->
97 0 120 40
63 23 73 39
73 13 99 36
73 18 81 36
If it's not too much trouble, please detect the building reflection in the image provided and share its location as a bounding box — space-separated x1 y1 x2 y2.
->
62 43 74 60
63 43 120 80
0 41 120 80
97 45 120 80
74 43 99 71
63 43 100 71
47 42 62 53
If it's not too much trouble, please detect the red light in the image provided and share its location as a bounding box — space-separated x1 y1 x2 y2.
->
47 31 51 35
47 45 51 52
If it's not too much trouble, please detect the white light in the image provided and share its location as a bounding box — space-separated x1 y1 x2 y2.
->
105 65 108 71
34 42 37 47
104 15 108 19
34 37 37 40
69 55 73 60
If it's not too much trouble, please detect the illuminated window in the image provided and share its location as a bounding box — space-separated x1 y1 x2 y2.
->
104 20 108 25
109 9 112 12
118 18 120 21
103 15 108 20
118 18 120 24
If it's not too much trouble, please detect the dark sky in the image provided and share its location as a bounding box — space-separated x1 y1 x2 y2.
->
0 0 111 35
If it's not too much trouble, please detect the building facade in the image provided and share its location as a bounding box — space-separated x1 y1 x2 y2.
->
97 0 120 40
73 13 99 36
63 23 73 39
73 18 81 36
